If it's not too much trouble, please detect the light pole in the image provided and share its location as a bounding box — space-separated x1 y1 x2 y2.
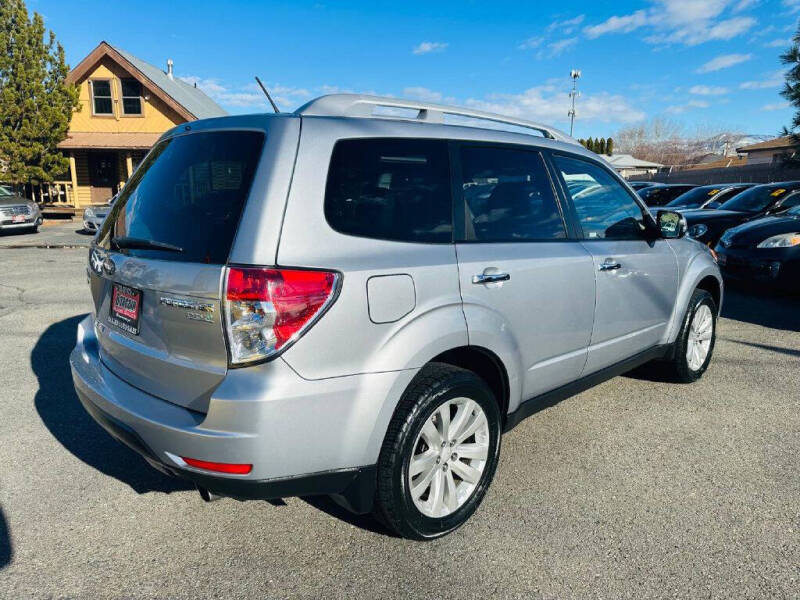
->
568 69 581 137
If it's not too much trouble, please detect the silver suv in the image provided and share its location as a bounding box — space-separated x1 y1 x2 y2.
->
70 95 721 540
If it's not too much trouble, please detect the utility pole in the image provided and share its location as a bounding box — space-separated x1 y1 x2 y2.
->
568 69 581 137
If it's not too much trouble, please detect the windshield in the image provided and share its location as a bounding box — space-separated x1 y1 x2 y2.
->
0 185 15 197
666 186 725 208
98 130 265 264
718 185 794 213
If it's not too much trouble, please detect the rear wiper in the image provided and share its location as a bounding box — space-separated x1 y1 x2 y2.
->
111 236 183 253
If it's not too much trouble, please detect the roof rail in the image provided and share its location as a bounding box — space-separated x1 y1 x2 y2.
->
294 94 578 144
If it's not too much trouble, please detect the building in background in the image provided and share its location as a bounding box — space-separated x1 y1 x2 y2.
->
54 41 226 208
603 154 663 178
737 136 798 166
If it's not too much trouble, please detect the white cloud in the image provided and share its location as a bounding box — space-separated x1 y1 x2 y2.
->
740 70 785 89
584 1 756 46
463 86 645 125
547 15 586 35
783 0 800 13
538 37 578 58
733 0 759 11
762 101 790 111
689 85 729 95
180 76 312 109
413 41 448 55
402 87 455 104
696 53 752 73
764 37 793 48
517 36 544 50
584 10 649 38
665 99 711 114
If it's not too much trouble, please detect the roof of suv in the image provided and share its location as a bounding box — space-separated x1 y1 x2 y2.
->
294 94 578 145
159 94 587 152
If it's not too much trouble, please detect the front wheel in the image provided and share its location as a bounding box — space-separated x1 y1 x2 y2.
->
666 289 717 383
374 363 502 540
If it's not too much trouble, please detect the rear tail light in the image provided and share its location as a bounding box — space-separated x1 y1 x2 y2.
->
224 267 339 365
181 457 252 475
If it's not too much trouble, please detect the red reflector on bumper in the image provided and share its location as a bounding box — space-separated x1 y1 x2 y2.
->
181 457 252 475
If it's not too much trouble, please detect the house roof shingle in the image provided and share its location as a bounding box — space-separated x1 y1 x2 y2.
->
110 45 227 120
737 135 796 153
57 132 162 150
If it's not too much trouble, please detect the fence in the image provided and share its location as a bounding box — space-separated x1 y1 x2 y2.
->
631 164 800 186
21 181 76 205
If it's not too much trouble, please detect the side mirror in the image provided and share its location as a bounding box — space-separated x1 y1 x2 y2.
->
656 210 687 239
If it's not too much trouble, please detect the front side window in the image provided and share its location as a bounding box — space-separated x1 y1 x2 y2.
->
121 78 142 115
459 146 565 241
324 138 452 243
91 80 113 115
553 154 645 240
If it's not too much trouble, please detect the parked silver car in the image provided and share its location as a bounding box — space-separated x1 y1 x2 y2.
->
70 95 722 540
82 194 116 233
0 184 42 233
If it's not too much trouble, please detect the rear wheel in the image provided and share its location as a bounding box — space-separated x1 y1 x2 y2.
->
665 289 717 383
374 363 502 540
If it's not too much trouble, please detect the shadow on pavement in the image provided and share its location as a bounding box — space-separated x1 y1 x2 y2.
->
302 496 398 538
721 287 800 332
33 315 190 495
0 506 11 569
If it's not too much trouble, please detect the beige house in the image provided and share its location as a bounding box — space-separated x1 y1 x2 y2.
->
52 41 225 208
737 136 798 166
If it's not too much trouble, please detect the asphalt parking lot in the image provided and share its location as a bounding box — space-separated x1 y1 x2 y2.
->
0 245 798 599
0 220 90 249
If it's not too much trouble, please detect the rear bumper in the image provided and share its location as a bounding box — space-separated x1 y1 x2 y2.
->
70 315 416 511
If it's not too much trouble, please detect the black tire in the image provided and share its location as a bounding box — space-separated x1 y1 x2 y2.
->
664 289 717 383
374 362 502 540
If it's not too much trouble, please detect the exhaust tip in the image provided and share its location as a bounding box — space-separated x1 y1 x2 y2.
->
196 485 222 502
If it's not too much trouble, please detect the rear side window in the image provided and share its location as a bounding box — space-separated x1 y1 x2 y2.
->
459 146 566 241
99 131 264 264
553 154 645 240
324 139 453 243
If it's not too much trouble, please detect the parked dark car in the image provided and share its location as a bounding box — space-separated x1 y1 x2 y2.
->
714 204 800 291
683 182 800 246
637 183 697 207
628 181 656 190
665 183 754 211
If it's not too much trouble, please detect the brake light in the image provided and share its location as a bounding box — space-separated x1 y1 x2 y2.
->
181 457 252 475
224 267 339 365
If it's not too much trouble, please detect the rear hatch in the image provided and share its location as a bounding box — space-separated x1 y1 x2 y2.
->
89 129 266 413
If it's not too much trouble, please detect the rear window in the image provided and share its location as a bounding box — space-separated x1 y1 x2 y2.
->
324 138 453 243
98 131 264 263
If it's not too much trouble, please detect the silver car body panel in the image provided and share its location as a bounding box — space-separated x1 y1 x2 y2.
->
70 99 722 496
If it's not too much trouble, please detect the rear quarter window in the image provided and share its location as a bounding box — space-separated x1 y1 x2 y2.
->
324 138 453 243
98 130 265 264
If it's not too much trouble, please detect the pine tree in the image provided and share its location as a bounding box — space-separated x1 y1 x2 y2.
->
586 138 594 152
598 138 607 155
606 137 614 155
0 0 79 183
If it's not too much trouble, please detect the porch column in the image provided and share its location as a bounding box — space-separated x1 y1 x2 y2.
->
69 153 78 206
125 151 133 180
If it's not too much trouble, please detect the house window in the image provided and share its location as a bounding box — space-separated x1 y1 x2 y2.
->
91 80 113 115
121 78 142 115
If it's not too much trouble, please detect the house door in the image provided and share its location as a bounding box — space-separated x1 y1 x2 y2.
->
89 152 118 204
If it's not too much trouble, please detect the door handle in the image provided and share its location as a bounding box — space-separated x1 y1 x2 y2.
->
598 259 622 272
472 272 511 284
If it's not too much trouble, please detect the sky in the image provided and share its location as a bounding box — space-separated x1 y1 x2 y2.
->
30 0 800 139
